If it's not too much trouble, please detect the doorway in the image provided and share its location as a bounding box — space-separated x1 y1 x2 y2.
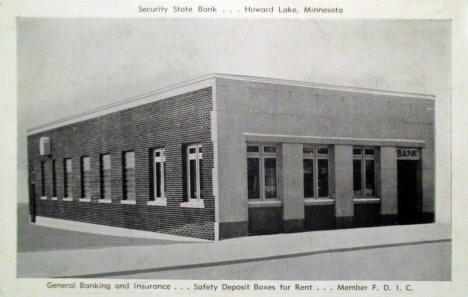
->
397 160 422 224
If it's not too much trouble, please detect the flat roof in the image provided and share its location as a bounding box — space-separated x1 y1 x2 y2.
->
26 73 435 135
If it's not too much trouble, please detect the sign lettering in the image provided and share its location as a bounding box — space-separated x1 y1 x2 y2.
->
397 148 420 160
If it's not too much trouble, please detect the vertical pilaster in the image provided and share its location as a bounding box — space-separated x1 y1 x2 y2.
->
334 145 353 227
281 143 304 232
380 146 398 224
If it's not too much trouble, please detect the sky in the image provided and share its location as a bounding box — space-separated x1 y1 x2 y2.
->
17 18 451 203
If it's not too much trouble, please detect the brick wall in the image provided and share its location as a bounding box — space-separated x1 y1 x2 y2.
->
28 87 215 240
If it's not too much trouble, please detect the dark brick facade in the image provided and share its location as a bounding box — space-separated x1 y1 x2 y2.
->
28 87 215 240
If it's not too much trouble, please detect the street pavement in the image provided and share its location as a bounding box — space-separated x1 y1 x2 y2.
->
113 240 450 280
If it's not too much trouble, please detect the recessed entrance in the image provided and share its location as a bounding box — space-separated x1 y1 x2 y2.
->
397 160 422 224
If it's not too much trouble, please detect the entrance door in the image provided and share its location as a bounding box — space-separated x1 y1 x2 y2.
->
397 160 421 224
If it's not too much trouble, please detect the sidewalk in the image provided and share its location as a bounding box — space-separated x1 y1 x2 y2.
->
17 222 450 278
17 204 191 253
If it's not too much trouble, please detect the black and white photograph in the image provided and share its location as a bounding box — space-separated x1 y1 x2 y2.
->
15 17 452 282
2 1 467 295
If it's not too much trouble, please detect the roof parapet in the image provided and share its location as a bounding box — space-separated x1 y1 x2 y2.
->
26 73 435 135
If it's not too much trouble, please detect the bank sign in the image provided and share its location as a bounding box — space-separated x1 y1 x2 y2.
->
397 148 420 160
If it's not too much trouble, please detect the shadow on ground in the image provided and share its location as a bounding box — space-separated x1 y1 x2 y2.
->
17 203 191 252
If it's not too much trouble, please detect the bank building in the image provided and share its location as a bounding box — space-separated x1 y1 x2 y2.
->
27 73 435 241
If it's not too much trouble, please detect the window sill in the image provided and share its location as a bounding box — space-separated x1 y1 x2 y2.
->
121 200 136 205
98 199 112 204
51 197 58 201
248 200 282 208
40 196 47 200
62 197 73 202
147 199 167 207
304 198 334 206
180 200 204 209
353 198 381 204
79 198 91 202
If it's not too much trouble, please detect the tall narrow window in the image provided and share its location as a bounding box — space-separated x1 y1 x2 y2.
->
353 147 377 197
264 158 277 199
247 158 260 199
100 154 111 200
80 156 91 199
303 146 330 199
153 149 166 200
246 144 278 200
64 158 72 198
186 145 203 201
353 159 362 196
40 161 46 198
123 151 136 201
52 160 57 197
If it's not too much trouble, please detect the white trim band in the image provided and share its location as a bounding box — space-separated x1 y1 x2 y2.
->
245 133 426 148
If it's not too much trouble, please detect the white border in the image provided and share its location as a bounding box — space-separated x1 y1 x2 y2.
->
1 3 462 295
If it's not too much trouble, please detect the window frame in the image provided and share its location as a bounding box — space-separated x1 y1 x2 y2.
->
153 148 166 201
122 150 136 204
246 143 279 201
63 158 73 201
186 144 203 202
303 145 330 200
353 146 378 198
99 153 112 202
80 156 91 201
40 160 46 199
51 160 57 199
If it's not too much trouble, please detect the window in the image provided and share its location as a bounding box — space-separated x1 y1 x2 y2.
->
353 147 377 197
186 145 203 201
40 161 46 198
100 154 111 200
64 158 72 198
152 149 166 200
52 160 57 198
80 156 91 199
303 146 330 198
122 151 136 201
247 144 278 200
